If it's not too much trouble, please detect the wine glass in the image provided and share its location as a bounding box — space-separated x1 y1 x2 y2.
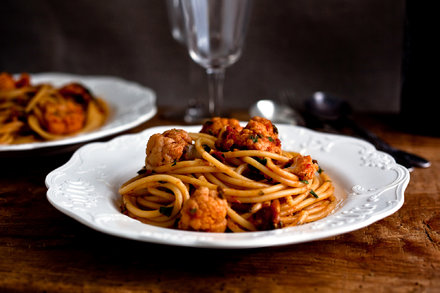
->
166 0 187 45
181 0 252 117
166 0 208 123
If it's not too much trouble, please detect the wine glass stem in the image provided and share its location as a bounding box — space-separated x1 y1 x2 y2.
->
207 68 225 117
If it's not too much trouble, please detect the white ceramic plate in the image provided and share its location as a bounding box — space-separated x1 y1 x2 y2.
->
0 73 156 152
45 124 410 249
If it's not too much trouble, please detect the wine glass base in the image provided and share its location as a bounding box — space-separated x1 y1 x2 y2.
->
160 100 211 124
184 105 210 123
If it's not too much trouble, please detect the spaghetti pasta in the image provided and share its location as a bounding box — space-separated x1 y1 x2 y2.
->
119 116 337 232
0 72 109 144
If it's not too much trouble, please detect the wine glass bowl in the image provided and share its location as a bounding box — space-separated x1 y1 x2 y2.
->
166 0 187 45
182 0 252 116
166 0 209 123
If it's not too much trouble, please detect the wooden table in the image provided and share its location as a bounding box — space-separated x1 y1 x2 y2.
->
1 109 439 292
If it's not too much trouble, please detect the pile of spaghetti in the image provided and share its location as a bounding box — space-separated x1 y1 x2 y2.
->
119 117 337 232
0 72 108 144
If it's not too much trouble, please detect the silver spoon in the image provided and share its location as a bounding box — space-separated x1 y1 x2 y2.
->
249 99 304 125
305 92 431 170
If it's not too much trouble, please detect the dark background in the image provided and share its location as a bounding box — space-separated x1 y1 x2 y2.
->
1 0 405 114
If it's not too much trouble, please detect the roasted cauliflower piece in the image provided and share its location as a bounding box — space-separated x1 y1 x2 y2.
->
58 83 94 105
215 125 240 151
178 186 228 232
41 99 86 134
0 72 17 90
0 72 31 91
145 129 192 168
215 116 282 153
285 154 319 181
200 117 242 137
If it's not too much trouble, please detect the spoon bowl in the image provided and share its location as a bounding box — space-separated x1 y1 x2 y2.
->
249 99 302 125
305 91 351 121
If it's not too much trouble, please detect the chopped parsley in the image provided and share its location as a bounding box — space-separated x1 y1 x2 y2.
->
189 207 197 215
159 206 174 217
267 136 274 142
301 180 309 184
218 188 225 199
249 135 258 143
172 160 177 166
318 166 323 174
310 190 319 198
254 157 267 166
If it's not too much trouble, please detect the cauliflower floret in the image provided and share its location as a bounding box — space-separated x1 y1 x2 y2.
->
200 117 242 137
237 116 281 153
235 128 281 154
41 99 86 134
14 73 30 88
58 83 94 105
0 72 31 90
215 125 241 151
0 72 16 90
286 154 319 181
246 116 279 136
178 186 228 232
215 116 282 153
145 129 192 168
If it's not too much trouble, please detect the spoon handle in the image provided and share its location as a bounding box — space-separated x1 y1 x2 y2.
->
345 118 430 169
392 149 431 169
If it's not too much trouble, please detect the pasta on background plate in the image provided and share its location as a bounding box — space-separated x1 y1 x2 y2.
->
119 116 337 233
0 72 109 144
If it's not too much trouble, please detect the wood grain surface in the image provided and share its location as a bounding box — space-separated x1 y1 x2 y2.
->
1 110 439 292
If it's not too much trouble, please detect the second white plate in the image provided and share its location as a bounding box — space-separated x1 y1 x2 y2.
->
0 73 157 152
